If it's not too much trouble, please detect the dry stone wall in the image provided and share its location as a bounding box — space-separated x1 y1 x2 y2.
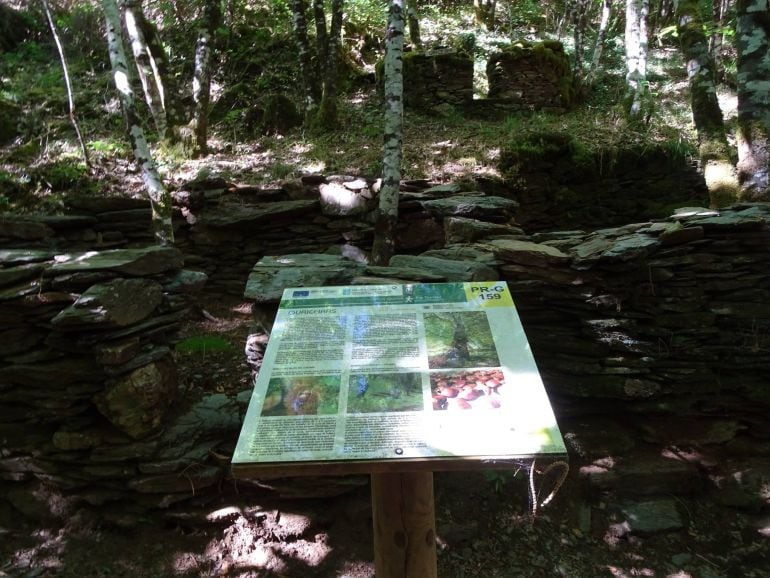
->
0 243 241 507
243 200 770 511
487 41 571 110
2 180 769 515
402 50 474 112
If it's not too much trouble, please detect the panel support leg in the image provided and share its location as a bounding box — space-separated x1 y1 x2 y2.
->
371 471 437 578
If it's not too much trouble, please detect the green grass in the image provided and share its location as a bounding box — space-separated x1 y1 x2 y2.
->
176 335 234 354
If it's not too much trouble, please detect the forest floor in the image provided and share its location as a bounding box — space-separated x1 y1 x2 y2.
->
3 294 768 578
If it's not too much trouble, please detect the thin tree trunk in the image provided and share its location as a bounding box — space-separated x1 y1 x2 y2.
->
677 0 738 205
122 0 168 140
41 0 90 169
572 0 590 79
315 0 344 129
313 0 328 73
709 0 729 80
291 0 320 115
135 12 183 131
193 0 221 157
587 0 612 85
735 0 770 199
625 0 650 119
406 0 422 50
102 0 174 245
474 0 496 30
371 0 405 266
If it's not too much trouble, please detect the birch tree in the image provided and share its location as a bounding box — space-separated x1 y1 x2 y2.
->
406 0 422 50
625 0 650 119
193 0 221 156
735 0 770 199
586 0 612 85
132 10 184 130
122 0 168 139
677 0 738 204
41 0 90 169
103 0 174 245
371 0 405 266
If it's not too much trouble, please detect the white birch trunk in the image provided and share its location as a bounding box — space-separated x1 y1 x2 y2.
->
625 0 649 118
371 0 405 266
587 0 612 85
103 0 174 245
122 0 168 139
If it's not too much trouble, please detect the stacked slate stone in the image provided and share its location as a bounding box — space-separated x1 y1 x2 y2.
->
178 175 376 295
244 203 770 478
0 244 236 506
401 50 474 112
487 41 571 111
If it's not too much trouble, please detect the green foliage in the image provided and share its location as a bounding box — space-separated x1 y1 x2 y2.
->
88 139 128 156
484 469 516 494
176 335 234 354
55 2 106 62
500 128 595 178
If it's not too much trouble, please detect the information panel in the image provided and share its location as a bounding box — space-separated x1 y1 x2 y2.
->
232 282 566 466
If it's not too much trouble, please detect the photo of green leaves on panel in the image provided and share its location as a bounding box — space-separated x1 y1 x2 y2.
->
424 312 499 369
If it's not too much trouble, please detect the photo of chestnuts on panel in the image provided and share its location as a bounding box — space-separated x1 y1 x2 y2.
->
430 368 505 410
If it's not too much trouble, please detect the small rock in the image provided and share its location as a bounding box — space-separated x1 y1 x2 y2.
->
620 499 684 534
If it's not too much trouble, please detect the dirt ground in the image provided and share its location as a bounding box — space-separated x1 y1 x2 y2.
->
2 295 769 577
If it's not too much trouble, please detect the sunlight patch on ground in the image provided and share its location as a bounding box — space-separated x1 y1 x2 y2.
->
606 564 655 577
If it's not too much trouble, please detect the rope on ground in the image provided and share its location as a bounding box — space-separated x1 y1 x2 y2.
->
528 459 570 520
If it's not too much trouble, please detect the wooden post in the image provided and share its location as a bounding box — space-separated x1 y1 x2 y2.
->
371 471 437 578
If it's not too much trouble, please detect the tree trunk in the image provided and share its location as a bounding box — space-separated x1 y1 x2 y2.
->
371 0 405 266
291 0 320 115
133 9 183 131
313 0 328 73
314 0 344 131
122 0 168 140
708 0 727 79
474 0 496 30
193 0 221 157
41 0 90 169
587 0 612 85
406 0 422 50
572 0 590 79
677 0 738 205
625 0 650 119
102 0 174 245
735 0 770 199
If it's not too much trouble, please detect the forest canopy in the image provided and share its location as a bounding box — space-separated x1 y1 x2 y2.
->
0 0 768 224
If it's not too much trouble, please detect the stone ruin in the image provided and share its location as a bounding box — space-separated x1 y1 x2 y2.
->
486 41 572 110
400 40 572 114
1 177 770 523
402 50 474 112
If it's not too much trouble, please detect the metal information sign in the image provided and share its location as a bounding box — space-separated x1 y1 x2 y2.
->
233 281 566 467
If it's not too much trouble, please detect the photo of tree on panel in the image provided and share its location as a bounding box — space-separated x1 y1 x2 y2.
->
346 372 423 413
261 376 340 417
424 312 499 369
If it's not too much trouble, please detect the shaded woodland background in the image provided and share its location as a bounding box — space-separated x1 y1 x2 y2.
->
1 0 768 223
